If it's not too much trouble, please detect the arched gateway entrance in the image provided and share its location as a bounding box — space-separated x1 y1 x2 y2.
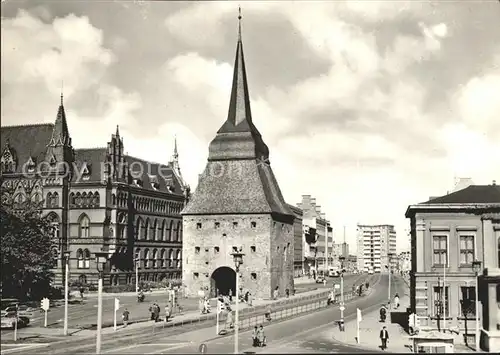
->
210 266 236 298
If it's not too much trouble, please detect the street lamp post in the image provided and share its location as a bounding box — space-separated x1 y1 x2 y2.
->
94 252 109 355
230 249 245 354
387 253 393 307
63 251 71 336
472 260 482 352
135 257 139 294
339 256 345 332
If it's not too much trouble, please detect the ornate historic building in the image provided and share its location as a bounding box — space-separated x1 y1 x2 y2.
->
181 17 295 300
1 96 189 287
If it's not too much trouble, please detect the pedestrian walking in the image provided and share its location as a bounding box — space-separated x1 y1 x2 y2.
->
273 286 279 300
257 325 266 347
379 326 389 350
393 293 400 309
252 326 258 347
164 304 172 323
122 308 130 327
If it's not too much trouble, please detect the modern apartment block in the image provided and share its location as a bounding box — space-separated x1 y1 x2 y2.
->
296 195 334 274
356 224 397 273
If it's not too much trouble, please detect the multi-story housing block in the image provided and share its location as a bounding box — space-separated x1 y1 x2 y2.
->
356 224 397 273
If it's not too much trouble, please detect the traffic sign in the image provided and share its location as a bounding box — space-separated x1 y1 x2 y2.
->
41 298 50 311
339 306 345 311
199 343 207 354
334 284 340 289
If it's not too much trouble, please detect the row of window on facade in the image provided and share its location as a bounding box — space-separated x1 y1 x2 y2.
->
196 221 257 229
112 192 183 214
134 248 182 269
429 285 484 317
76 271 182 286
69 192 100 208
193 272 259 280
432 235 500 267
11 192 42 207
194 243 292 255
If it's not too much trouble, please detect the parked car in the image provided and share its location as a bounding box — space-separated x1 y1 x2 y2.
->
2 304 35 318
1 315 30 329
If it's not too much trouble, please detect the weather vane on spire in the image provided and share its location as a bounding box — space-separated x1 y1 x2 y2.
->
238 5 242 40
60 80 64 105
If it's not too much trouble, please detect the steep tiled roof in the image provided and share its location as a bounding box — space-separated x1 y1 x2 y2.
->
183 160 293 220
287 203 303 216
73 148 107 182
125 155 184 194
421 185 500 204
0 124 54 173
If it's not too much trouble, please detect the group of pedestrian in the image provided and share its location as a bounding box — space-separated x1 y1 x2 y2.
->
251 325 266 347
149 301 161 322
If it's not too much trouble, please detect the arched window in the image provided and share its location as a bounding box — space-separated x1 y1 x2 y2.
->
79 214 90 238
176 249 181 268
168 249 174 268
135 217 142 240
142 219 148 240
52 192 59 207
176 221 182 242
144 249 150 268
93 192 100 207
69 192 75 206
160 249 166 268
82 192 88 206
151 219 157 241
77 249 84 269
152 249 158 268
84 249 91 269
158 220 164 241
135 248 141 269
172 221 178 242
167 221 173 241
46 192 52 207
112 194 116 206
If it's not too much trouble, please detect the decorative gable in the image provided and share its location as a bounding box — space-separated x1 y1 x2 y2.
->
80 162 91 181
26 156 36 172
148 174 160 190
1 141 17 173
49 154 57 165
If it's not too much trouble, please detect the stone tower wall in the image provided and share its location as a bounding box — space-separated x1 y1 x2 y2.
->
182 214 283 299
269 219 295 297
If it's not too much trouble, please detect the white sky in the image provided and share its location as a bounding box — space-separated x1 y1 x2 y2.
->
2 1 500 253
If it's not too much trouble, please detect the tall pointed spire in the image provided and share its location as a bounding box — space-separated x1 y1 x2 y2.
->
50 89 71 147
173 135 178 159
208 7 269 161
115 125 120 138
217 6 253 132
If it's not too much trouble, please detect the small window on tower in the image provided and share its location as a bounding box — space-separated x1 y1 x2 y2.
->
214 222 220 229
251 273 257 280
196 223 202 230
232 246 238 253
204 248 209 252
250 246 256 253
193 272 199 279
195 247 200 254
214 247 220 253
251 221 256 228
233 222 238 228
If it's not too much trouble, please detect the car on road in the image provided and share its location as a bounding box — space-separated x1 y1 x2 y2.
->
1 304 36 318
1 314 30 329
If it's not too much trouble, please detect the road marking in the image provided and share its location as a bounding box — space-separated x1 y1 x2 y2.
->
102 341 192 354
1 343 49 354
147 342 195 354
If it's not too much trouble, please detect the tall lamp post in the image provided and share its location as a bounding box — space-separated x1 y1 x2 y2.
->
472 260 482 352
135 257 140 294
63 251 71 336
230 249 245 354
387 253 393 307
94 252 109 355
339 255 345 331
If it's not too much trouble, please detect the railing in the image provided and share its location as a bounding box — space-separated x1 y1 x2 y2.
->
158 289 361 331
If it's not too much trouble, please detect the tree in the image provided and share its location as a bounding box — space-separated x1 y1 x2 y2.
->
1 184 54 300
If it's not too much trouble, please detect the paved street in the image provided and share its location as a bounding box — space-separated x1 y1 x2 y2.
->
1 277 324 337
0 273 369 354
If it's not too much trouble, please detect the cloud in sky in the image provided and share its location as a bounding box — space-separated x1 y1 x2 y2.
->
2 1 500 252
